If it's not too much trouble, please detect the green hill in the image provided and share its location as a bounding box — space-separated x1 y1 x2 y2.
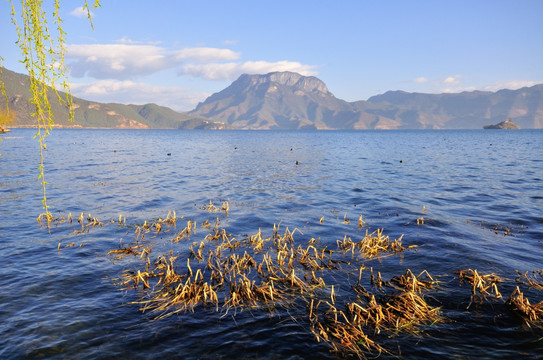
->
0 67 228 129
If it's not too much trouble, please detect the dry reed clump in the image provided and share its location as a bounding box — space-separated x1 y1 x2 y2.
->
515 270 543 290
37 212 54 226
309 300 387 359
358 215 366 229
453 269 503 307
224 275 287 311
355 269 441 334
140 273 219 317
107 244 151 261
123 225 325 319
380 290 441 332
337 229 405 258
506 286 543 328
172 221 196 242
203 200 230 216
389 269 437 294
309 269 441 359
119 252 177 290
37 211 107 233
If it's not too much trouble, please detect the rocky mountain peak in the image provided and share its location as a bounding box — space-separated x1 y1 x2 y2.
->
238 71 331 95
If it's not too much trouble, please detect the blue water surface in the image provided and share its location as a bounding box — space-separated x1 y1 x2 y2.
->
0 129 542 359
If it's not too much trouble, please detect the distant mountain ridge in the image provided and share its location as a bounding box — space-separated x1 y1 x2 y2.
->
191 72 543 129
2 67 542 129
366 87 543 129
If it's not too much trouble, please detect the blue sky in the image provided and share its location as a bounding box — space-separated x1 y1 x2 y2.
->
1 0 542 111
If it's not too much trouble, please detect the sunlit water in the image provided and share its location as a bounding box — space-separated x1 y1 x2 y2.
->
1 129 542 359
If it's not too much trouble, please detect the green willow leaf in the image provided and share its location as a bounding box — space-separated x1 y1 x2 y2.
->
3 0 99 219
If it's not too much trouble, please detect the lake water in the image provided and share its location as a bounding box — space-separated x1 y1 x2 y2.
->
1 129 542 359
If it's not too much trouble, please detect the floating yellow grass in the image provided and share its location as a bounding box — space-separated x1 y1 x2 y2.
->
389 269 437 294
203 200 230 216
309 300 387 358
355 269 440 333
94 208 541 359
109 215 417 337
118 224 327 319
515 270 543 290
337 229 404 258
172 221 196 242
37 211 105 230
309 269 441 359
36 212 54 226
140 273 219 317
506 286 543 328
454 269 502 307
108 244 145 261
358 215 366 229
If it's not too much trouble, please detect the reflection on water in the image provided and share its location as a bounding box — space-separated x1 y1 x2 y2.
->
0 129 542 359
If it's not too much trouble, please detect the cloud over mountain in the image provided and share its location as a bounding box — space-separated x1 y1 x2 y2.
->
181 60 318 81
65 40 318 108
70 80 208 111
66 42 317 82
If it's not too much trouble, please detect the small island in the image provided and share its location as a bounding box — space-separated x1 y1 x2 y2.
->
483 118 520 129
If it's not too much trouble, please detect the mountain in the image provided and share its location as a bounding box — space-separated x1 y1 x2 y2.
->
367 86 543 129
191 72 543 129
190 72 381 129
0 67 228 129
2 67 542 130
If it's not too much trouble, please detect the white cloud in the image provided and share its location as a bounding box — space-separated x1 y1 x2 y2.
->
175 47 240 62
182 60 319 81
71 80 208 111
405 74 540 95
70 6 91 18
443 75 461 84
115 37 162 45
67 44 174 79
439 75 467 93
67 42 318 83
439 76 540 93
482 80 541 92
412 77 428 84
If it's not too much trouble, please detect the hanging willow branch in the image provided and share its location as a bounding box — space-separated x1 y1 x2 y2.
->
6 0 100 219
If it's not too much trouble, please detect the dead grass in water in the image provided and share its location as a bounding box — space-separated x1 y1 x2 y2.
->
453 269 503 308
309 268 441 359
45 202 538 359
337 229 404 258
515 270 543 290
102 210 426 358
506 286 543 329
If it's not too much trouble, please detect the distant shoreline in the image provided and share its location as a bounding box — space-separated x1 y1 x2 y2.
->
5 126 540 131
